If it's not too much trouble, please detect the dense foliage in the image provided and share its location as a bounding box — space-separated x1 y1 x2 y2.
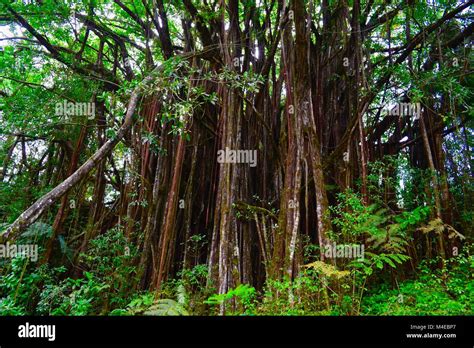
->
0 0 473 316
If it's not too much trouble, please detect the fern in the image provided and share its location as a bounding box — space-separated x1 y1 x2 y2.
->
113 293 189 316
142 299 189 316
418 218 465 240
20 222 52 241
176 284 188 306
349 252 410 276
366 206 430 254
205 284 256 305
304 261 350 279
204 284 256 315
